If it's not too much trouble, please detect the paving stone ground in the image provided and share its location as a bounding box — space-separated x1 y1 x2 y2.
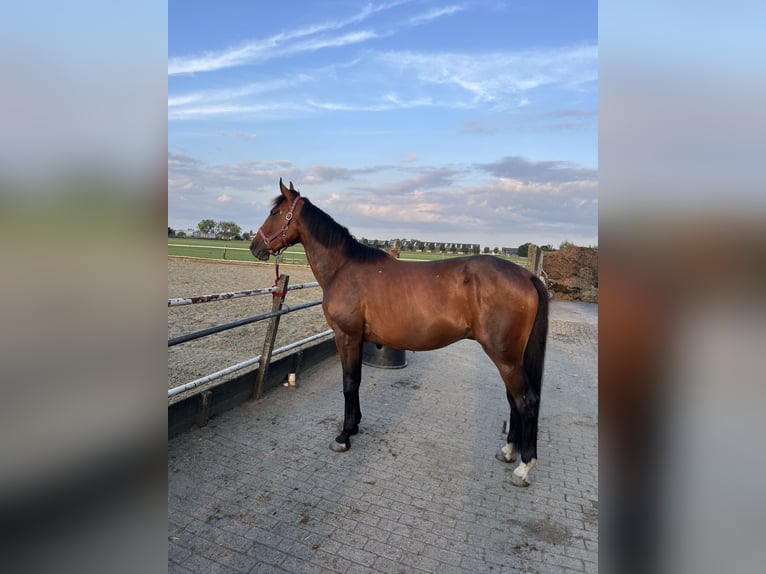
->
168 301 598 573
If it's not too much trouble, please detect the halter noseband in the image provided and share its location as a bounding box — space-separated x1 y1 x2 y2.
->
257 195 301 255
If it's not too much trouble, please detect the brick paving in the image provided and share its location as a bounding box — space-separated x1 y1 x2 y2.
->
168 302 598 573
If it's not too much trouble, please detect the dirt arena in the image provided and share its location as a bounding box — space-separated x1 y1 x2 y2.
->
168 257 328 393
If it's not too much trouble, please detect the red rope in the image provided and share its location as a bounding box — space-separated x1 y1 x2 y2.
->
272 257 287 299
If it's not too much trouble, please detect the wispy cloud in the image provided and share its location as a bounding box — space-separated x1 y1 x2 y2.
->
168 76 311 108
168 102 311 121
407 5 464 26
477 155 597 183
214 130 257 141
169 1 404 75
305 94 433 113
168 1 467 76
372 45 597 106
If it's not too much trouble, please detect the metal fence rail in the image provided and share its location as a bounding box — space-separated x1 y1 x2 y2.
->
168 329 334 398
168 300 322 347
168 276 333 401
168 282 319 307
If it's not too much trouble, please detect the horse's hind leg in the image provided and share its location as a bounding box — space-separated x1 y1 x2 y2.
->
330 332 363 452
512 376 540 487
495 390 520 463
491 359 540 487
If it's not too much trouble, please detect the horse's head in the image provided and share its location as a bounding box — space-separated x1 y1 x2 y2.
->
250 179 302 261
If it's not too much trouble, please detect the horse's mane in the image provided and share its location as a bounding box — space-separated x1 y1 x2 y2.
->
273 193 388 264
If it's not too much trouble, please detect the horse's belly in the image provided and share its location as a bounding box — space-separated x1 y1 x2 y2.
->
365 315 471 351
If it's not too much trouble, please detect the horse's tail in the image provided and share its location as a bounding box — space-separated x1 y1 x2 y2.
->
524 274 549 397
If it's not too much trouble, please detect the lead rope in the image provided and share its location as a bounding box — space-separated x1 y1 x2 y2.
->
272 251 287 299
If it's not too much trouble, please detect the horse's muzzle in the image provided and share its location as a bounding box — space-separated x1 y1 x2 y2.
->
249 240 270 261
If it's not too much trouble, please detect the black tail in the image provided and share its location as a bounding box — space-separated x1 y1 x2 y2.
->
523 274 549 397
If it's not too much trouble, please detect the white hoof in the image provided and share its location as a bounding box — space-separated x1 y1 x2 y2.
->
495 442 517 463
509 458 537 487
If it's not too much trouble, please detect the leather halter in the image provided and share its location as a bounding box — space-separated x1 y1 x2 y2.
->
257 195 301 256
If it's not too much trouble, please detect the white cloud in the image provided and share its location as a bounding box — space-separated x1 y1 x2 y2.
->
169 1 471 76
214 130 257 141
169 2 398 75
407 5 464 26
216 194 231 202
372 45 597 106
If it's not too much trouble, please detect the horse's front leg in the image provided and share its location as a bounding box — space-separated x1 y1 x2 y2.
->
330 332 363 452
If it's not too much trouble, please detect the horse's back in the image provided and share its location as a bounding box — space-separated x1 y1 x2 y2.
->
442 255 538 297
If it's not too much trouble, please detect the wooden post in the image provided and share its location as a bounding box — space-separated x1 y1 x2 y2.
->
194 390 212 427
253 274 289 400
526 244 544 277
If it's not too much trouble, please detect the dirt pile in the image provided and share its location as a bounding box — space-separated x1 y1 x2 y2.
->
542 247 598 303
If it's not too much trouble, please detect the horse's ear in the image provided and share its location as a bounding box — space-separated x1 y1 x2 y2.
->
279 178 291 198
289 181 295 191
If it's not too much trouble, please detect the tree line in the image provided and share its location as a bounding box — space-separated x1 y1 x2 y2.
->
169 219 249 241
169 222 579 254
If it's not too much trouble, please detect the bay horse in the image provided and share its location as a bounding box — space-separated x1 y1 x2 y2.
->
250 180 548 486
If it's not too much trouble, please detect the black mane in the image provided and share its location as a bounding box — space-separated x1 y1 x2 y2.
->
273 193 388 264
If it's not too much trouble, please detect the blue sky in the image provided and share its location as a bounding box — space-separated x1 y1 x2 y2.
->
169 0 597 249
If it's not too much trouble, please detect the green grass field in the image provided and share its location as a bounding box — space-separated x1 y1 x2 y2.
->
168 237 526 267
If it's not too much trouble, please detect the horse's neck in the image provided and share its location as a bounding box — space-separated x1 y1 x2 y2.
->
299 231 347 288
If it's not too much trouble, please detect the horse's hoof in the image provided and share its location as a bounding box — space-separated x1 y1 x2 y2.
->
495 449 513 463
508 473 532 487
495 443 516 463
508 459 536 487
329 438 350 452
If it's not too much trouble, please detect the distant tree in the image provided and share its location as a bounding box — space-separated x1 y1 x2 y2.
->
483 246 490 254
216 221 241 240
373 239 380 248
439 243 446 253
242 232 251 240
197 219 216 235
541 244 554 252
450 244 458 253
493 247 500 254
559 240 576 249
176 230 186 238
168 226 175 236
472 245 480 255
517 243 531 257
